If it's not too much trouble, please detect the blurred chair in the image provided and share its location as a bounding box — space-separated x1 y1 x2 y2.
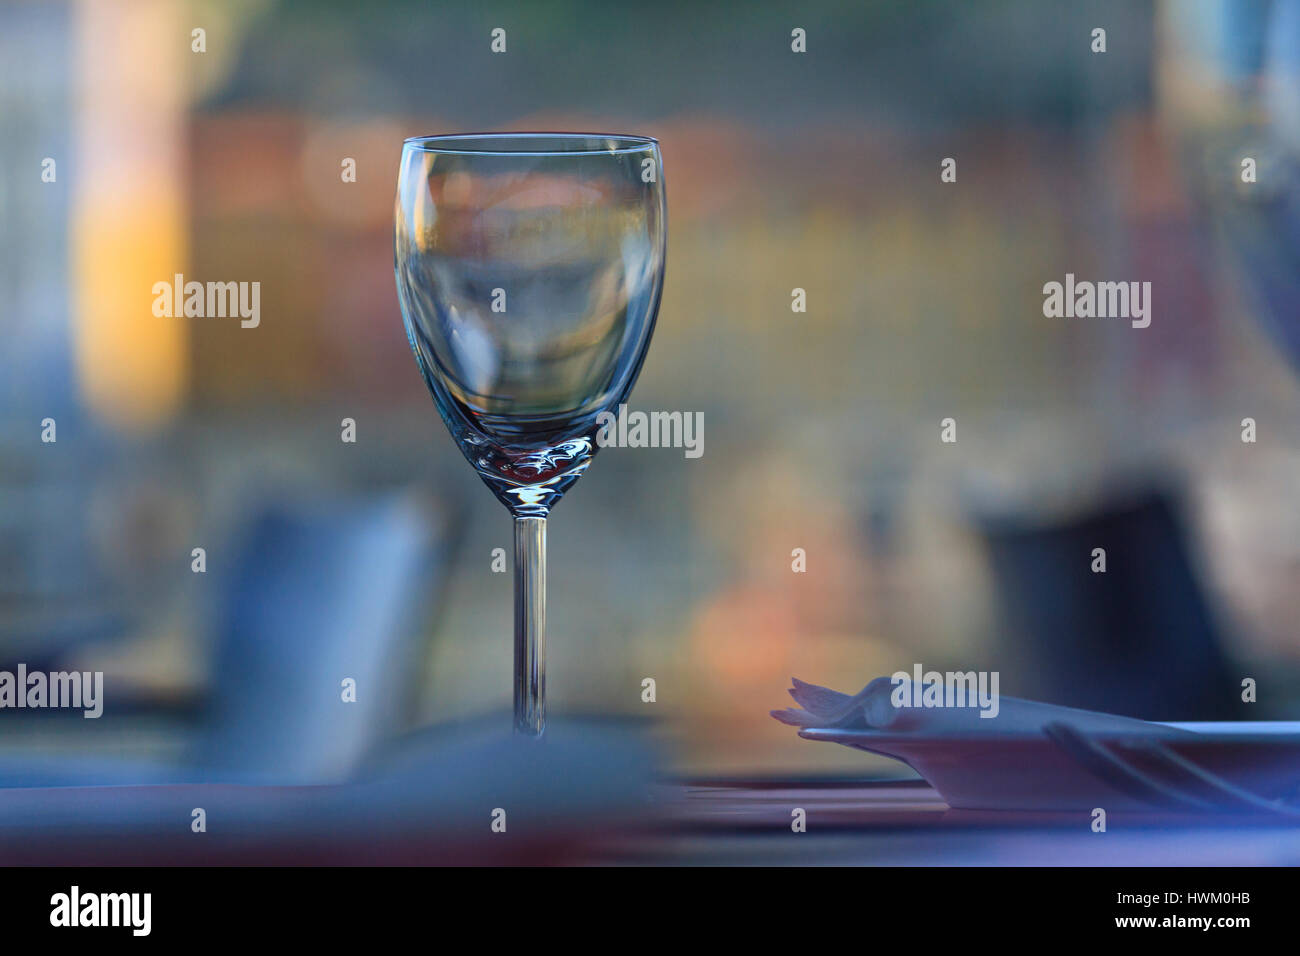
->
191 491 445 782
973 485 1243 721
1171 0 1300 371
0 440 132 670
0 489 449 787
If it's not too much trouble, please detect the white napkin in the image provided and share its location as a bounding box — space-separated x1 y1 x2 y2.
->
771 676 1193 737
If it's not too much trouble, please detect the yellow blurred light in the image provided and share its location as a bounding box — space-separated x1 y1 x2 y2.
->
73 0 188 432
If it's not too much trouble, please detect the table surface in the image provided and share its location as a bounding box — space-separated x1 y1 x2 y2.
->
598 779 1300 866
2 777 1298 866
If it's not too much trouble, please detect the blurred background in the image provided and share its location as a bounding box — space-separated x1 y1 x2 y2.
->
1 0 1298 782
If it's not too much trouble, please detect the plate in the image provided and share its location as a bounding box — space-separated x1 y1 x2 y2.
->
798 722 1300 812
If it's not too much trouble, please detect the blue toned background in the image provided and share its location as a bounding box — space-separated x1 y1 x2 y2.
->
0 0 1298 783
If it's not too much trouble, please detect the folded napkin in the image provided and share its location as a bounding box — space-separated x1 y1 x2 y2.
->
772 676 1193 737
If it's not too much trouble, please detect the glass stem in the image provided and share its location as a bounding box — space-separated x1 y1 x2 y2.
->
513 516 546 736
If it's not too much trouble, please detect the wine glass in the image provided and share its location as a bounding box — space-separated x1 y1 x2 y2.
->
394 133 666 736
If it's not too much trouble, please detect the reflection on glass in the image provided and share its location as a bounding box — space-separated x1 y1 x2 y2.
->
395 133 666 734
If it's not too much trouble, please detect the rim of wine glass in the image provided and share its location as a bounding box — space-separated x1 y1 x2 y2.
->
402 131 658 156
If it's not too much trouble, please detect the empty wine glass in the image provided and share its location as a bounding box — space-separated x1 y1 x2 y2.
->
394 133 666 736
